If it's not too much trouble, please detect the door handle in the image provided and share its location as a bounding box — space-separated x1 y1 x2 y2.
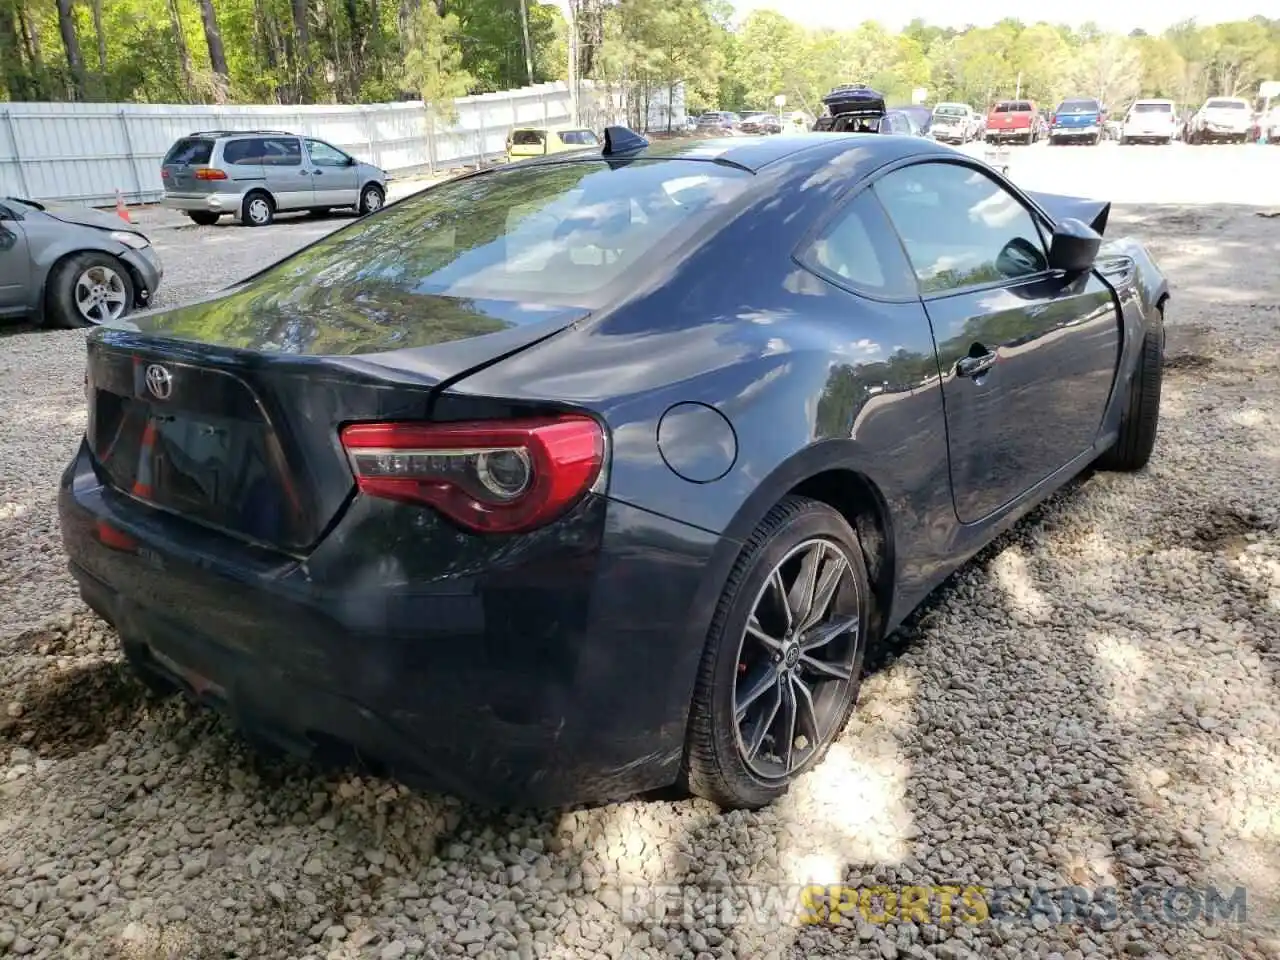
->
313 170 323 176
955 347 997 378
299 170 309 175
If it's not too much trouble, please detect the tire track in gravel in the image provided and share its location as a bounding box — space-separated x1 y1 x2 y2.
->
0 204 1276 960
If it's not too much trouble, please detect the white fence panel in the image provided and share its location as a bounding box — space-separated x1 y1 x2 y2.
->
0 80 683 207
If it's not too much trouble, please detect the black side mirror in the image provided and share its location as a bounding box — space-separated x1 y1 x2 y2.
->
346 156 357 166
1047 217 1102 273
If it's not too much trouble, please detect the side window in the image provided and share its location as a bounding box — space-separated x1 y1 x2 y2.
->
797 188 918 300
873 162 1049 295
307 140 350 166
260 137 302 167
222 139 262 165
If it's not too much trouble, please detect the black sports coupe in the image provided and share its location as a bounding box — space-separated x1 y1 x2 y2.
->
59 126 1169 810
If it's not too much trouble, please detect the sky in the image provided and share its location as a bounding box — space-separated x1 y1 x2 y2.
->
544 0 1264 35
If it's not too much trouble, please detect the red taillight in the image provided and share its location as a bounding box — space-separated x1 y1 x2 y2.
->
339 415 606 534
95 520 137 552
193 167 228 181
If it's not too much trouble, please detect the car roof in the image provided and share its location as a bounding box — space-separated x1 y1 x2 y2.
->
503 131 953 175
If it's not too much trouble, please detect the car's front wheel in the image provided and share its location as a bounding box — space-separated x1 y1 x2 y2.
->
684 496 870 809
1098 324 1163 471
359 184 384 215
45 252 135 329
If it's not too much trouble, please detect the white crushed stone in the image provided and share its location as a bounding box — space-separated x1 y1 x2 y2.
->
0 195 1276 960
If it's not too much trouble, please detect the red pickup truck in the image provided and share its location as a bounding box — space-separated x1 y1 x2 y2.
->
985 99 1040 144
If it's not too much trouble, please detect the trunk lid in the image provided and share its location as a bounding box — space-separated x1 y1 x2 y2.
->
89 291 587 555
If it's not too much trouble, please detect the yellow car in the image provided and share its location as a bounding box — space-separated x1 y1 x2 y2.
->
506 127 601 161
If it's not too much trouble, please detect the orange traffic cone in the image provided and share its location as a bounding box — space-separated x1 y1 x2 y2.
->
115 189 132 223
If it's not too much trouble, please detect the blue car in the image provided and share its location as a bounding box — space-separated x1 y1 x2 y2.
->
58 127 1169 810
1050 98 1104 145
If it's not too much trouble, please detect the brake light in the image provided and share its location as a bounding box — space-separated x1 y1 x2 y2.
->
193 167 228 181
340 415 606 534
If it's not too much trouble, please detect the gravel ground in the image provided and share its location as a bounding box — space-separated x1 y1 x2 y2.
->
1 174 1278 959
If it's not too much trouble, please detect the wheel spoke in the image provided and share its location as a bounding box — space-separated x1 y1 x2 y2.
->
798 552 847 633
786 543 823 628
104 288 126 304
735 663 780 722
799 654 852 681
800 614 859 652
769 569 792 634
778 676 798 772
792 673 821 743
744 679 782 761
746 615 783 652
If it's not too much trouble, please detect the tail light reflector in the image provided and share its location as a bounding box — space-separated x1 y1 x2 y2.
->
193 167 228 181
339 415 605 534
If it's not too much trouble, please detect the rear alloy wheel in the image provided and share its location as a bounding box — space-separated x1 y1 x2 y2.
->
241 191 274 227
45 252 135 329
359 184 384 215
1098 324 1163 471
684 496 870 809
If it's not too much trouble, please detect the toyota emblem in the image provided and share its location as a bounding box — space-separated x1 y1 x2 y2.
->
144 364 173 400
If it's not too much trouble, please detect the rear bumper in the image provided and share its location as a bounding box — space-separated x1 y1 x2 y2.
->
1050 126 1099 138
987 127 1031 139
59 440 724 807
162 191 245 215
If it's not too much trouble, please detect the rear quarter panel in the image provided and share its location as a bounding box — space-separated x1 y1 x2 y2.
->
434 145 963 627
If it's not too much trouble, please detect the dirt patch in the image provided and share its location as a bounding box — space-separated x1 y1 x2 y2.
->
1 660 153 758
1165 353 1215 373
1188 507 1273 557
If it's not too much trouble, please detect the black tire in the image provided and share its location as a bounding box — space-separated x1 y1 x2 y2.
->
187 211 220 226
359 183 385 215
241 190 274 227
120 641 179 701
1091 135 1100 146
1097 324 1163 471
44 251 135 330
1120 136 1130 145
683 496 871 809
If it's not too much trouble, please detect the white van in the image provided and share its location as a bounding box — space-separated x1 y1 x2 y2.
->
1120 100 1177 145
930 103 980 143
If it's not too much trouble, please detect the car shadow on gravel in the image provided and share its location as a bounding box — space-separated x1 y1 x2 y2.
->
1 655 154 760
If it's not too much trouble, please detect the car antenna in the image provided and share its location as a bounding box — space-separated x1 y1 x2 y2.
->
602 126 649 156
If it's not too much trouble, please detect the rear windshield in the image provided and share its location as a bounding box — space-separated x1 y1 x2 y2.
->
511 130 545 145
993 102 1032 113
933 105 967 117
1058 100 1099 113
163 137 214 165
1132 102 1173 113
225 160 751 308
1205 99 1247 110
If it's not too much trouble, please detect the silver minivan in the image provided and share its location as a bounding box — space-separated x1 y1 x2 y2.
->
160 130 388 227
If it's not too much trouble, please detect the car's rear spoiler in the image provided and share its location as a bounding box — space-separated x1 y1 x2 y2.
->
1026 190 1111 236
